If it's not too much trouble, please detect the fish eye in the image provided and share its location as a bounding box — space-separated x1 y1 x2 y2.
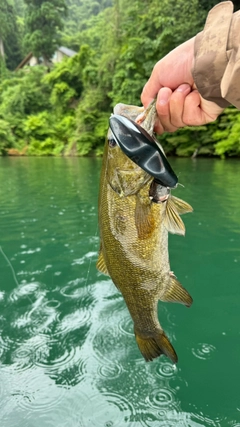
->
108 138 117 148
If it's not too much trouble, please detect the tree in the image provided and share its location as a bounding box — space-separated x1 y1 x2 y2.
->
0 0 22 71
12 0 26 17
23 0 67 63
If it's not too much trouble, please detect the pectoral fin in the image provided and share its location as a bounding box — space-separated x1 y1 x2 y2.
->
96 246 109 275
135 329 178 363
135 196 155 239
164 195 193 236
170 195 193 215
160 275 193 307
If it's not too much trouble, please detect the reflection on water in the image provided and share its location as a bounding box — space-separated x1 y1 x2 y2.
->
0 157 240 426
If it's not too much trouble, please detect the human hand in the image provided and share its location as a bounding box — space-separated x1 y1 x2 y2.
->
141 37 195 107
152 85 224 133
141 37 224 133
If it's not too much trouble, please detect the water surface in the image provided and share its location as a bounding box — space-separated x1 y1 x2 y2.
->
0 157 240 427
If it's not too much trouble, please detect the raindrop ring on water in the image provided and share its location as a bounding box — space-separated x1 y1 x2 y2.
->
192 343 216 360
146 388 175 409
156 362 177 378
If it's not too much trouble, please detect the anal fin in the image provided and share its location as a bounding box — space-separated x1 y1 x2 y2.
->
160 275 193 307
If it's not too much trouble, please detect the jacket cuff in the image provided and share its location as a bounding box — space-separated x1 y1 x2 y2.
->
193 1 234 108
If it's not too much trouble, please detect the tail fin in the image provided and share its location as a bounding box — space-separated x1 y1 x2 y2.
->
135 329 178 363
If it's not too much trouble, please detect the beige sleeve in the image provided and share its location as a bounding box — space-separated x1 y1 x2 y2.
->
193 1 240 109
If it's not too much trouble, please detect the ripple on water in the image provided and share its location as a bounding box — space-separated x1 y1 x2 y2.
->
140 409 214 427
71 251 98 266
0 369 6 404
118 316 134 337
12 345 35 372
78 356 88 381
57 307 91 335
0 335 12 356
139 410 168 427
12 368 67 412
34 337 77 370
11 296 60 336
9 282 40 302
11 334 52 372
60 278 86 298
155 361 177 379
192 343 216 360
146 388 177 411
80 391 136 427
91 312 135 366
0 333 23 362
98 360 123 380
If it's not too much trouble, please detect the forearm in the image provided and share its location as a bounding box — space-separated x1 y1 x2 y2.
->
193 1 240 109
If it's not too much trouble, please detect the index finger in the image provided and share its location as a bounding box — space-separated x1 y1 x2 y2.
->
141 64 163 108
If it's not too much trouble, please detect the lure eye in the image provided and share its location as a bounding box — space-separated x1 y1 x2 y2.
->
108 138 117 148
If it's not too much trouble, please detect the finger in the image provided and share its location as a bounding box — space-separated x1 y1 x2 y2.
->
199 97 224 122
141 63 163 107
155 88 178 133
182 91 221 126
169 84 192 128
182 91 205 125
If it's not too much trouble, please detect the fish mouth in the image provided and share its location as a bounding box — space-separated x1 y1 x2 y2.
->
159 194 169 202
149 193 169 204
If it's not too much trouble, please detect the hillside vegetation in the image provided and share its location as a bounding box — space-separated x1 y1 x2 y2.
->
0 0 240 157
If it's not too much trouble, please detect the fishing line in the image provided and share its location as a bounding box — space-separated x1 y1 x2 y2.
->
0 245 34 305
84 144 109 287
83 148 109 289
0 245 20 287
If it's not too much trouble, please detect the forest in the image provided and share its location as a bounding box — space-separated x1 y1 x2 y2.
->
0 0 240 157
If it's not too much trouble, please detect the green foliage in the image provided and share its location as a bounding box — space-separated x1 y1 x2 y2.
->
0 56 8 80
64 0 112 34
75 88 110 156
213 108 240 157
0 67 51 141
0 60 80 155
23 0 67 61
0 118 15 154
0 0 22 70
0 0 239 157
12 0 26 17
43 46 87 111
160 125 216 158
23 111 54 141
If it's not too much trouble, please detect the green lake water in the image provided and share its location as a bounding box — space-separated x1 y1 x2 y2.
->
0 156 240 427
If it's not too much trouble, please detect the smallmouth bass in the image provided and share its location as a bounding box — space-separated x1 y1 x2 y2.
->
97 102 193 363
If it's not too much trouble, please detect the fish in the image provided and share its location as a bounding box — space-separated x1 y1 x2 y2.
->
97 101 193 363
